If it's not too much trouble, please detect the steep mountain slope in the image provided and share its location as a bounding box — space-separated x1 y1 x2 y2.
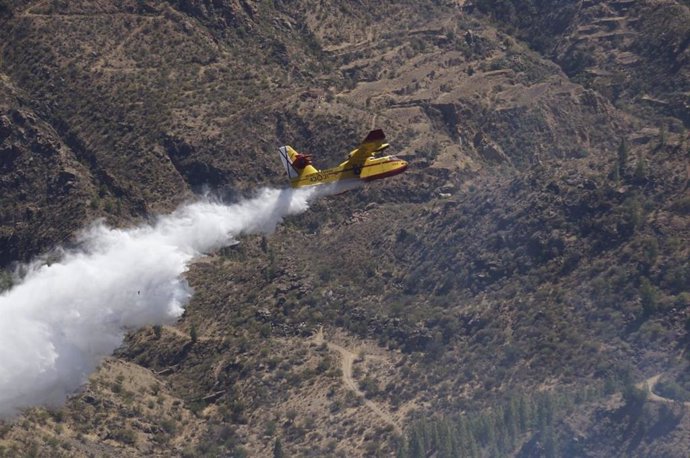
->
0 0 688 456
0 77 95 265
475 0 690 125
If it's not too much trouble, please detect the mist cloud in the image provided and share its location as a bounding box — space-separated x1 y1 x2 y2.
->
0 183 355 418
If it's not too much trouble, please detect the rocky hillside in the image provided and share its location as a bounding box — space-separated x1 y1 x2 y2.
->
477 0 690 124
0 0 689 456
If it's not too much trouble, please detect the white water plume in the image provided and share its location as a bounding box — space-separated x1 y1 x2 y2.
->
0 182 359 418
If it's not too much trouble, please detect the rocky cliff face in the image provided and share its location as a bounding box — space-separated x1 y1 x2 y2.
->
0 78 95 265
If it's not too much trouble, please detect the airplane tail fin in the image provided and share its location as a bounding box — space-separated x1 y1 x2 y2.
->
278 145 318 184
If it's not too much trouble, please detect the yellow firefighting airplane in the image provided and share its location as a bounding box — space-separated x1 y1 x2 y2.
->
278 129 408 188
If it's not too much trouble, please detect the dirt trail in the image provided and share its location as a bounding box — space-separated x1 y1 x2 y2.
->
314 328 402 435
638 374 690 407
164 325 216 343
91 17 162 71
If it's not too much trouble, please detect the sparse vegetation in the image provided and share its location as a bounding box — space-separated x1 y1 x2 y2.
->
190 322 198 343
0 269 11 292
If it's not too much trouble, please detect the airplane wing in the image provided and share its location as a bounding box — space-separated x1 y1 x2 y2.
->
347 129 390 165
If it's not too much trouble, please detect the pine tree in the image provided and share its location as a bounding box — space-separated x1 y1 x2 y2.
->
431 421 442 456
437 420 453 458
617 139 629 176
0 269 12 292
409 426 426 458
518 395 529 433
505 398 519 448
457 416 480 458
611 163 620 183
659 124 667 147
273 438 284 458
396 441 409 458
190 322 198 343
640 277 658 316
477 414 496 448
493 405 507 452
543 425 558 458
633 155 647 182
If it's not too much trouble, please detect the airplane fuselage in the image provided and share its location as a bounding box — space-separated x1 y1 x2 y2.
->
289 155 408 188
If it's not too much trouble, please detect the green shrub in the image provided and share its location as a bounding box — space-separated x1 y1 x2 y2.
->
264 420 277 436
111 427 136 445
0 0 12 17
190 322 198 343
622 383 648 412
671 196 690 215
160 418 177 435
640 278 658 316
0 270 12 292
656 379 690 402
